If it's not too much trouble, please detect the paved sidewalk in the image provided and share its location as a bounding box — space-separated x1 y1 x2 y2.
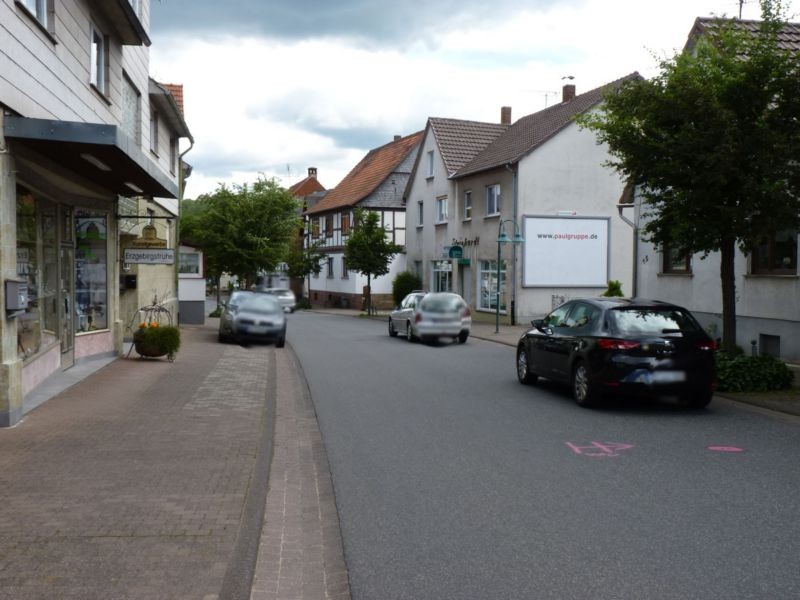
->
0 322 351 600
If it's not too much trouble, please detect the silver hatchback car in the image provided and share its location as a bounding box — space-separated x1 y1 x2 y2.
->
389 291 471 344
260 287 296 313
219 293 286 346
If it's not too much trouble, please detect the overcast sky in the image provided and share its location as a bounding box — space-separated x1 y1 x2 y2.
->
148 0 797 198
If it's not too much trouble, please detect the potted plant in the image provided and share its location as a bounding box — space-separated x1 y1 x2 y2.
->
133 321 181 361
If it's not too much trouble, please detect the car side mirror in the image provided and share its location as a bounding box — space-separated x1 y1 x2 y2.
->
532 318 545 329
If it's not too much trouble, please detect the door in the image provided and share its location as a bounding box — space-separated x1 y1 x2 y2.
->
60 244 74 370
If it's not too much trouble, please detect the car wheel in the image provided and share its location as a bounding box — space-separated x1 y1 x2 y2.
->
218 332 226 343
276 331 286 348
516 346 538 385
572 361 598 407
406 323 415 342
458 331 469 344
388 318 398 337
681 390 713 409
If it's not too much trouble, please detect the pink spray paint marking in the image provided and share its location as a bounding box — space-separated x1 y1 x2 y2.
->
566 442 635 457
707 445 744 453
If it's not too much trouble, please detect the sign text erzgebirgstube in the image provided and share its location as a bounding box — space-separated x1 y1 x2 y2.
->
123 248 175 265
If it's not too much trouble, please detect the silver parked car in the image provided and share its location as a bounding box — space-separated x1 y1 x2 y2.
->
260 287 296 313
389 291 471 344
219 293 286 347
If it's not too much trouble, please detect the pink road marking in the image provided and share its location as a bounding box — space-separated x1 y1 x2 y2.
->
566 442 635 457
707 445 744 453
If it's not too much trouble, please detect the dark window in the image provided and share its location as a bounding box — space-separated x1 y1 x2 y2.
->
544 303 572 328
751 230 797 275
565 303 599 328
325 214 333 237
610 308 701 335
341 212 350 235
663 243 691 273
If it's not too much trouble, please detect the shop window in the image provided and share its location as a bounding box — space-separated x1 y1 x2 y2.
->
75 211 108 331
179 252 200 274
15 190 59 360
479 259 506 312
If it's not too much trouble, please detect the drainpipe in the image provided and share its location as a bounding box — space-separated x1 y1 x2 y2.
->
176 137 195 322
506 163 518 325
617 200 637 297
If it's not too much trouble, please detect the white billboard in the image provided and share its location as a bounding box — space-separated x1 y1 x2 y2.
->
522 216 609 287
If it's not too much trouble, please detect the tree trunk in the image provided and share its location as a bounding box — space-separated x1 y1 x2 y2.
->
366 273 372 315
216 275 221 307
719 237 737 352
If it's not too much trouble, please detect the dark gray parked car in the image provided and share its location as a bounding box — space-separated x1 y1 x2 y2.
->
219 293 286 346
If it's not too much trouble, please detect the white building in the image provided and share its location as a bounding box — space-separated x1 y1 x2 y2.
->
0 0 189 426
405 76 639 324
304 133 423 310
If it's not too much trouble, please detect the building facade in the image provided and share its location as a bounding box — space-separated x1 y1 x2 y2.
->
304 133 423 309
1 0 188 426
406 77 638 324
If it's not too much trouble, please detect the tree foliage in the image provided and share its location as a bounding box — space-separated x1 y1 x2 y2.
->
344 208 402 314
579 0 800 350
180 176 299 287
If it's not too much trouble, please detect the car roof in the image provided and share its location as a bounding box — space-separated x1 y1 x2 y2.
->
566 297 687 310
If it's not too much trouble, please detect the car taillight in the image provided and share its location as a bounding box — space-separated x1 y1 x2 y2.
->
597 338 641 350
462 306 471 317
698 339 717 351
415 313 422 324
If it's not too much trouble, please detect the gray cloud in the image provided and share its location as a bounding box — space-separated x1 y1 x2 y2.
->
150 0 575 46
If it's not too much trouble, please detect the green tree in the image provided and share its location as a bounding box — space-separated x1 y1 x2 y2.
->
286 239 326 300
181 176 300 302
580 1 800 351
344 208 402 315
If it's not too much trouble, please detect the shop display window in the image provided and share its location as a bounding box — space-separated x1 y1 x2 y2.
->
75 211 108 331
16 190 58 359
479 259 506 312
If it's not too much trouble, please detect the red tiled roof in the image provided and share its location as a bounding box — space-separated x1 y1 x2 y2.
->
454 73 641 178
162 83 184 115
289 176 325 197
429 118 509 176
305 132 423 215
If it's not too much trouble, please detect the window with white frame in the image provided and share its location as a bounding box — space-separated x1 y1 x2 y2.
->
435 196 448 223
90 26 108 95
150 106 159 155
478 259 506 311
427 150 434 177
463 190 472 221
417 201 424 226
432 260 452 292
341 257 349 279
20 0 51 31
327 256 334 278
486 184 501 216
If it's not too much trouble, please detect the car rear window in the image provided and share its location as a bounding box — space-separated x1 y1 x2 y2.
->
610 308 701 335
420 295 464 312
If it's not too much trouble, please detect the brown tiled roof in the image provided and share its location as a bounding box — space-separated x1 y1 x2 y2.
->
454 73 641 178
688 17 800 52
305 132 423 215
289 176 325 197
429 118 509 176
162 83 184 115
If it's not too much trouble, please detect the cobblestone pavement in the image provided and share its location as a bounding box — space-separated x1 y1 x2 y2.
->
0 322 350 600
250 348 350 600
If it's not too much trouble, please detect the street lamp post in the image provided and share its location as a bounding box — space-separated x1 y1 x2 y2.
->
495 219 524 333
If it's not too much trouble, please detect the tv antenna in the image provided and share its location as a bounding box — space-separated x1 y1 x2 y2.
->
534 90 558 107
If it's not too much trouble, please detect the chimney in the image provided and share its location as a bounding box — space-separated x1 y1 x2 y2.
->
501 106 512 125
308 167 317 179
394 135 401 141
562 84 576 103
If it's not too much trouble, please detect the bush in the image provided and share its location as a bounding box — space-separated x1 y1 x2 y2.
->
133 323 181 358
392 271 422 306
715 351 794 392
209 306 222 318
296 298 311 310
601 280 624 297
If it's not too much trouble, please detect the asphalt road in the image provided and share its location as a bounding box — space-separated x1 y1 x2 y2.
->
288 311 800 600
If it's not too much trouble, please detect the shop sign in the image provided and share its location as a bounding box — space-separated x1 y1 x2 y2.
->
448 245 463 259
124 248 175 264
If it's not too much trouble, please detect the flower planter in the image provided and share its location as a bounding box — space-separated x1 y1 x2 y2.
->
132 324 180 362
